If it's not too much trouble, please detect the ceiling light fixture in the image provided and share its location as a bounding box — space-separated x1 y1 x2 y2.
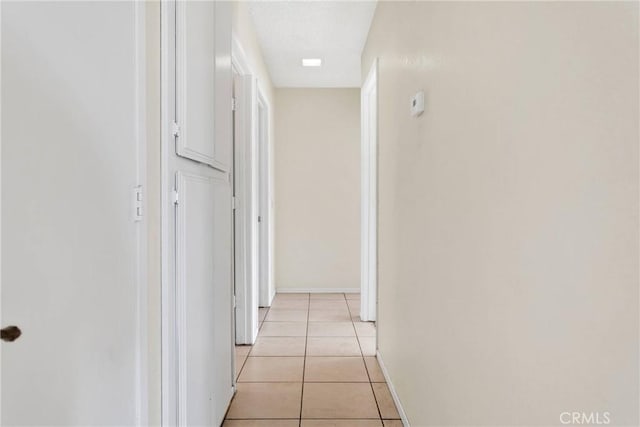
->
302 58 322 67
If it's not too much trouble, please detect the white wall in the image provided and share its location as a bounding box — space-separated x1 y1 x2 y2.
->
275 89 360 292
363 2 639 426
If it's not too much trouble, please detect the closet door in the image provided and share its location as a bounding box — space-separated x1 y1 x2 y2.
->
163 1 234 426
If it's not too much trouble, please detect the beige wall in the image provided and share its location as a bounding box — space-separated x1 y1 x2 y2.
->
275 89 360 291
362 2 639 426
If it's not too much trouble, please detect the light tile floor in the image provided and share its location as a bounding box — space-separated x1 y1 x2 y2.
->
225 293 401 427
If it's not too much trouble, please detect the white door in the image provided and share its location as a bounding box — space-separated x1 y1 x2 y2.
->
1 2 146 425
162 1 234 425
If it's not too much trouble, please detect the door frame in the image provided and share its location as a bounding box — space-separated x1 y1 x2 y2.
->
160 3 176 423
232 36 258 345
231 36 273 345
256 91 273 308
360 58 378 322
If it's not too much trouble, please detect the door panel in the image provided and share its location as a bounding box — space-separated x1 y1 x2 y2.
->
174 169 233 426
176 1 231 172
1 2 142 425
175 172 216 426
210 173 234 422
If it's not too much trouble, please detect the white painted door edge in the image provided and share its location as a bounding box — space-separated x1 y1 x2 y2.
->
232 74 259 345
361 58 378 322
376 351 410 427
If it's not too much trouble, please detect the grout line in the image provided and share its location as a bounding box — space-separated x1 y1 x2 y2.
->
346 293 384 422
299 293 310 427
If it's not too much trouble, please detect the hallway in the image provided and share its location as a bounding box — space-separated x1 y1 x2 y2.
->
225 293 401 426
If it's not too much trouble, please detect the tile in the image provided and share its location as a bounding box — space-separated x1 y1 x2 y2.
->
258 308 269 322
236 345 252 357
345 293 360 300
235 354 248 379
302 421 383 427
223 420 299 427
271 299 309 310
304 357 369 382
347 300 361 313
239 357 304 382
273 293 309 300
307 337 362 356
359 337 376 356
364 357 385 382
301 383 379 419
354 322 376 337
309 310 352 322
259 321 307 337
251 337 306 356
351 314 364 322
307 322 355 337
310 300 349 311
382 421 404 427
373 383 401 419
226 382 302 419
265 309 308 322
310 293 345 300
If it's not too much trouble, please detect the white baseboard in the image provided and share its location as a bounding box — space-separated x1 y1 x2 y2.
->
276 287 360 294
377 351 410 427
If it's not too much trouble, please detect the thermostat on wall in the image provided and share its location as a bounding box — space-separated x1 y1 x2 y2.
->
410 91 425 117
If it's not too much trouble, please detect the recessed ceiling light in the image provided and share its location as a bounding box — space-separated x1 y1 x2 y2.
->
302 58 322 67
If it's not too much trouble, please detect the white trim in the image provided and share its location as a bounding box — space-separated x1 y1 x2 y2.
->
160 1 176 425
133 2 148 426
361 58 378 322
0 3 4 422
377 351 411 427
232 35 252 76
233 74 259 345
276 288 360 294
256 90 273 308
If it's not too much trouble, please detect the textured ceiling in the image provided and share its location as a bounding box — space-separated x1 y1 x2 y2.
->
247 1 378 88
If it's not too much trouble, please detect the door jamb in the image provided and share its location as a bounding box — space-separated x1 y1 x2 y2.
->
257 91 273 308
360 58 378 323
231 35 261 345
160 1 176 424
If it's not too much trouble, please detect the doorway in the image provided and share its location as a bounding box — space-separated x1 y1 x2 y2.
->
231 38 274 346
